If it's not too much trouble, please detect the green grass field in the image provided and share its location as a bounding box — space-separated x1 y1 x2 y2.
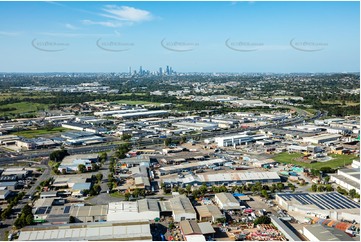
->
0 102 49 115
14 127 69 138
273 152 356 169
109 192 125 198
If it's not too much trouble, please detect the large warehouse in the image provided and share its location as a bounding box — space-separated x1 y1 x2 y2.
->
18 221 152 241
276 192 360 221
107 199 160 222
162 171 281 187
302 134 342 144
214 134 268 147
173 122 219 131
330 168 360 194
161 195 197 222
113 110 168 119
214 193 242 210
159 159 226 175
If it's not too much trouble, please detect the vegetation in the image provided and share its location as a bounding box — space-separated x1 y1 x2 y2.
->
14 204 34 229
274 152 356 169
49 149 69 162
254 216 271 225
115 143 131 159
13 127 68 138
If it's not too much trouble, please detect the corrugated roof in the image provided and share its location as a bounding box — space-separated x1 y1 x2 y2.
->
137 199 160 212
18 221 151 241
198 222 215 234
169 195 196 215
180 220 202 235
195 205 223 219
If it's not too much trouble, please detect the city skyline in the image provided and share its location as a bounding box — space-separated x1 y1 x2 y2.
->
0 1 359 73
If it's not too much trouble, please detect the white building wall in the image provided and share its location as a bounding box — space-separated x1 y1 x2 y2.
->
173 212 197 222
303 227 320 242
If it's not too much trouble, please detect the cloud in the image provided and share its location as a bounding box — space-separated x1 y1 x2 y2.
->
81 20 130 28
101 5 153 22
82 5 154 28
0 31 21 37
38 32 115 38
65 23 78 30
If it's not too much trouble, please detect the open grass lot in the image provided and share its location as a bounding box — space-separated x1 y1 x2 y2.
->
0 102 48 115
273 152 356 169
14 127 69 138
0 92 54 101
321 100 360 106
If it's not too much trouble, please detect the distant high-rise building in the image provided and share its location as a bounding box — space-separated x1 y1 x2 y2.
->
139 66 143 75
129 67 132 75
159 67 163 76
166 65 170 75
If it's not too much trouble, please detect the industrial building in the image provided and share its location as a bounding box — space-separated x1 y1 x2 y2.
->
159 159 226 175
214 134 268 147
94 109 148 117
276 192 360 221
214 193 241 210
17 221 152 241
179 220 215 240
303 224 358 241
107 199 160 222
70 205 108 223
302 134 342 144
113 110 169 119
195 205 224 222
161 195 197 222
162 171 281 187
173 122 219 131
270 216 301 241
330 168 360 194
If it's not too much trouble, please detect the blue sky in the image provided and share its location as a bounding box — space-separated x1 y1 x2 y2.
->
0 1 359 73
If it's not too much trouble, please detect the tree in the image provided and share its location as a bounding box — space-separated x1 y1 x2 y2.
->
99 152 107 163
164 138 172 147
49 149 69 162
199 184 208 195
261 190 269 199
96 173 103 183
211 186 220 193
25 214 33 225
317 185 325 192
311 184 317 192
78 164 86 173
186 184 192 194
254 216 271 225
277 183 284 191
168 222 175 230
91 163 99 171
121 134 132 141
324 176 330 183
349 189 357 198
178 188 186 195
325 184 334 192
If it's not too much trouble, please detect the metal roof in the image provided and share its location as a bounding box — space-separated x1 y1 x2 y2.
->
198 171 280 182
195 205 223 219
180 220 202 235
198 222 216 234
138 199 160 213
270 215 301 241
169 195 196 215
18 221 152 241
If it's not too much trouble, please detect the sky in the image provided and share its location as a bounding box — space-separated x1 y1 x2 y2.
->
0 1 359 73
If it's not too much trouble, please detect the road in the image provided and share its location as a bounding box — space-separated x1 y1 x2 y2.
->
0 162 50 241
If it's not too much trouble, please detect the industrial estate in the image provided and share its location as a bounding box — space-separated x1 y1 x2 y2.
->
0 71 359 242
